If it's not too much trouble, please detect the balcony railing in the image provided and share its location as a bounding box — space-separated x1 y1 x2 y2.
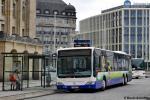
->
0 31 42 45
43 41 68 45
36 31 69 35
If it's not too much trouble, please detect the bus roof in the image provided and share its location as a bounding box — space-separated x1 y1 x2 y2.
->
131 58 144 60
113 51 130 56
57 47 95 51
57 47 130 56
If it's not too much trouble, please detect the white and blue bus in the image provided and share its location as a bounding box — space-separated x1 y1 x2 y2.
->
56 47 132 91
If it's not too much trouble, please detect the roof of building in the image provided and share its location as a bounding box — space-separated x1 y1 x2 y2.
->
37 0 66 4
65 3 76 11
36 0 66 13
101 0 150 13
36 0 76 16
102 4 150 13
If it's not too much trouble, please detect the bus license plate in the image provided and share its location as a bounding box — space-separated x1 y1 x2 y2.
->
71 86 79 89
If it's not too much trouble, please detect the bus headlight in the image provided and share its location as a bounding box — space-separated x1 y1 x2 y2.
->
57 82 64 85
86 81 95 85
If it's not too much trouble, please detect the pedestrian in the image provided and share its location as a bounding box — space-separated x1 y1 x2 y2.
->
105 62 111 72
9 72 16 90
14 69 21 90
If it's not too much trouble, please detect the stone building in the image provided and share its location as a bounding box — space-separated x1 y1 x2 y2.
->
36 0 76 55
0 0 43 81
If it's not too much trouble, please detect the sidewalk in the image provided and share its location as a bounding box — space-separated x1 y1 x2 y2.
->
0 80 57 100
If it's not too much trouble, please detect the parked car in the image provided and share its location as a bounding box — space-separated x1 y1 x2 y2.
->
132 67 146 79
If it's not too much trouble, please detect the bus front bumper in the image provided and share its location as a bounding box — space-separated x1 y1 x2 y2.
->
56 81 102 90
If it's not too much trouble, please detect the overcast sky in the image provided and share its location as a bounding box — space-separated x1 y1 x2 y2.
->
63 0 150 30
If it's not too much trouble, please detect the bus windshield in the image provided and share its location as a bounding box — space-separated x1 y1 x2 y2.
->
57 49 92 78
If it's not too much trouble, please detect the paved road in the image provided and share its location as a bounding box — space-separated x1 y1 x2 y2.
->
26 78 150 100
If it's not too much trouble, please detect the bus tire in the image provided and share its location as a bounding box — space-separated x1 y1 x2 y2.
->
125 75 127 85
101 79 106 91
122 75 127 85
126 74 128 82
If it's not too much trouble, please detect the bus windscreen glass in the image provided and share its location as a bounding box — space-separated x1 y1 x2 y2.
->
57 49 92 78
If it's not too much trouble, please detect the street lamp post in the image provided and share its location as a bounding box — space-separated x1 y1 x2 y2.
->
53 12 57 53
53 12 57 68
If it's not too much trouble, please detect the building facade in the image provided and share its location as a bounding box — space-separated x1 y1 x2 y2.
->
79 0 150 70
36 0 76 55
0 0 43 81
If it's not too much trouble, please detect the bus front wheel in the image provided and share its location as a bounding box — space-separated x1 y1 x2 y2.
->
101 80 106 91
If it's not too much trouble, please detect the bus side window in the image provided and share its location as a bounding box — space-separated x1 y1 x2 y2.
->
105 51 113 71
101 55 106 72
94 55 100 76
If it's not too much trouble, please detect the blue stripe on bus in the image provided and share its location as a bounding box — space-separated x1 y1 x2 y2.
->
57 76 131 90
107 77 123 86
57 81 103 90
57 80 105 90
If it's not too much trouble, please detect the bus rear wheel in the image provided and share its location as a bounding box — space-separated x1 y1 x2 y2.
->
122 76 127 85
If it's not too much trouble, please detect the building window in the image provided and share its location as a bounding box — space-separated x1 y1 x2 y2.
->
130 18 136 26
119 11 122 19
130 45 135 57
2 0 5 15
124 10 129 17
53 11 58 15
131 10 136 17
22 6 25 21
124 27 129 43
137 10 142 17
124 44 129 54
137 27 142 42
130 27 135 43
124 17 129 26
13 3 16 18
62 36 67 42
137 45 142 58
124 27 129 34
56 37 59 42
1 24 5 32
68 13 71 16
44 10 50 14
147 10 149 17
137 18 142 26
62 12 65 15
147 18 149 26
22 29 25 36
137 27 142 35
12 27 15 34
36 9 41 14
137 34 142 43
44 46 49 53
73 19 76 24
45 36 49 42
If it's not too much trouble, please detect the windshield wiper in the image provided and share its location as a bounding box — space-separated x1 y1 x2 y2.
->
58 73 75 78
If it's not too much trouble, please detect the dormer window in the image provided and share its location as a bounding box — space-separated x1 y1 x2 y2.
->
68 13 71 16
36 9 41 14
45 10 50 14
62 12 66 15
53 11 58 15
